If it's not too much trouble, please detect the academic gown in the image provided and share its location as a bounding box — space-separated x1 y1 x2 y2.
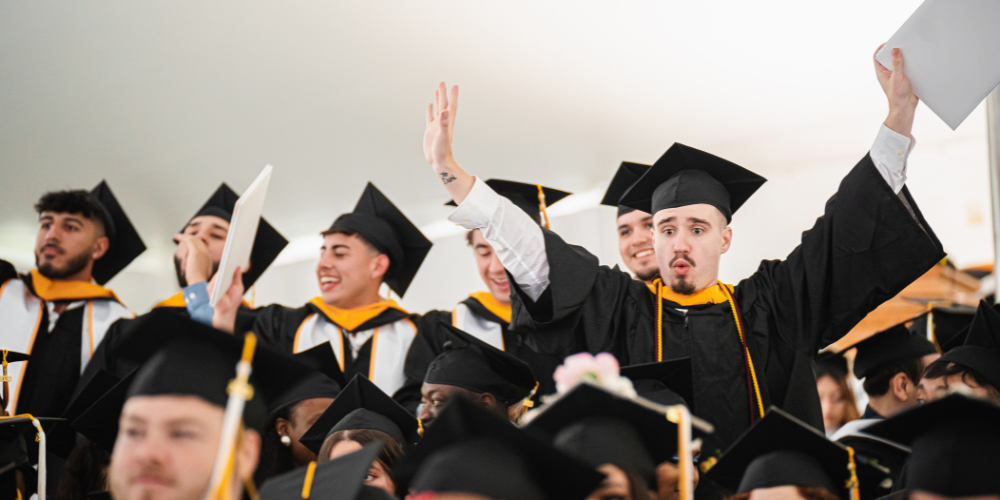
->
0 261 133 418
150 290 260 333
404 292 562 403
503 156 944 456
833 416 909 490
251 298 420 409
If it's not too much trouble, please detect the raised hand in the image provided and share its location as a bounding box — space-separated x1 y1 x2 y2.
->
874 45 918 138
423 82 475 204
174 233 214 284
424 82 459 168
211 266 243 334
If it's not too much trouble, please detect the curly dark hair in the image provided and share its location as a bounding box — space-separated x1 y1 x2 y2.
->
34 190 107 236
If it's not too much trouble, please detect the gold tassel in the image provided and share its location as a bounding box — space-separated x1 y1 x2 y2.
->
655 279 663 362
845 446 860 500
301 462 317 499
536 184 551 230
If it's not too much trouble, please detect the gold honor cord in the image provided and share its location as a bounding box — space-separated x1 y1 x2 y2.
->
536 184 551 230
667 405 695 500
205 334 258 500
1 350 10 416
301 461 317 498
718 282 765 420
0 414 46 499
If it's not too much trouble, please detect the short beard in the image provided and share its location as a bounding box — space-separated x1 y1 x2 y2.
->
36 249 91 281
174 256 219 288
669 278 697 295
635 267 660 282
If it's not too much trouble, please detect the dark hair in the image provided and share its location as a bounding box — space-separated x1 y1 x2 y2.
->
35 190 107 236
55 438 110 500
465 230 475 247
317 428 404 480
624 468 652 500
924 361 1000 402
862 358 925 397
254 406 295 487
320 226 380 256
730 486 841 500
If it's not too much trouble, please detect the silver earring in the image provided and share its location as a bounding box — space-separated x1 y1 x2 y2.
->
280 435 292 447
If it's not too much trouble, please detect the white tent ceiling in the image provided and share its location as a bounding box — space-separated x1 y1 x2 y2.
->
1 0 993 311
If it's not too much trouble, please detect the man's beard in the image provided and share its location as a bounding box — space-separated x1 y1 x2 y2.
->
667 254 697 295
36 246 92 280
636 267 660 282
174 256 219 288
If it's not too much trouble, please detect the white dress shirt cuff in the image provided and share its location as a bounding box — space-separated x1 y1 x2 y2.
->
448 177 502 230
869 124 913 194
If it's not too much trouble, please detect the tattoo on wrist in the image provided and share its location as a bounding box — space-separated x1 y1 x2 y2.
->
440 172 457 184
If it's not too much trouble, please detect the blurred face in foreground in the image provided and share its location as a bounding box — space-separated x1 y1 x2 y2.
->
109 395 259 500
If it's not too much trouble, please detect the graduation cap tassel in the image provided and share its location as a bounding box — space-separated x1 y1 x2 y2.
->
301 461 317 498
655 279 664 362
204 333 257 500
0 414 46 499
516 382 540 422
536 184 551 230
666 405 695 500
844 446 861 500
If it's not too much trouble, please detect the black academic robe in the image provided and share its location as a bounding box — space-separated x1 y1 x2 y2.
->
404 296 562 404
509 156 944 456
251 302 422 411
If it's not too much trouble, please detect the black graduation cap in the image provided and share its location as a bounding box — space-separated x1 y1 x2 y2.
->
71 370 136 453
0 417 62 498
618 144 767 223
89 180 146 285
61 369 120 423
553 417 657 488
299 375 419 455
396 397 605 500
911 304 976 353
259 441 383 500
182 183 288 289
845 323 937 379
601 162 651 218
423 321 537 405
814 351 849 380
705 407 890 500
526 383 706 474
111 309 315 431
446 179 572 226
863 394 1000 497
331 183 431 297
0 350 29 365
266 343 345 416
620 357 693 408
934 300 1000 389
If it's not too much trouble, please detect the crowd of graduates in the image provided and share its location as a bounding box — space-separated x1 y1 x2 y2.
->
1 47 999 500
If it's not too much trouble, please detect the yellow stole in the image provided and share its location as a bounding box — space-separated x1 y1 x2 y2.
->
646 281 734 306
29 270 120 303
468 291 512 324
308 297 409 332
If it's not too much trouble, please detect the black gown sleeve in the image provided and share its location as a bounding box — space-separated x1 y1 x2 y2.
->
740 154 944 354
508 230 651 364
249 304 300 352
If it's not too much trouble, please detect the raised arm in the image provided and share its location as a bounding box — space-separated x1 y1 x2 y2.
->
423 83 551 301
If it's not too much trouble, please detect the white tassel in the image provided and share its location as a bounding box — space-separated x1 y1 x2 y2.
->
31 417 45 500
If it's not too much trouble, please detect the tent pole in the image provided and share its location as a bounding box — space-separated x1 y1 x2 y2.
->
988 88 1000 304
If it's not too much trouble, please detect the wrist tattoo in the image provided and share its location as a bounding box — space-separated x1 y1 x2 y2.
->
440 172 457 184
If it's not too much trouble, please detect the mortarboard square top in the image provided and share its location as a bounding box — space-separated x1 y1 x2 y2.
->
259 441 383 500
935 300 1000 390
299 374 419 455
620 357 693 408
844 321 937 379
265 343 344 415
183 182 288 290
331 183 431 297
601 162 651 217
705 407 889 500
395 397 605 500
424 321 537 405
618 143 766 224
446 179 572 226
89 180 147 285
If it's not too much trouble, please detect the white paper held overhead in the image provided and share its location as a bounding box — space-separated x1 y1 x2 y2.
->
210 165 274 307
875 0 1000 130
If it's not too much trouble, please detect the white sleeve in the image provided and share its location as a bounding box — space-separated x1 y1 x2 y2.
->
447 177 550 301
869 124 914 194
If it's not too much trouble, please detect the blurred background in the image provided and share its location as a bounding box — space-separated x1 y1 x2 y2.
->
1 0 994 315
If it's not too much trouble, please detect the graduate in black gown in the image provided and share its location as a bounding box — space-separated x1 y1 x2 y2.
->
418 48 944 457
246 183 432 409
405 180 571 401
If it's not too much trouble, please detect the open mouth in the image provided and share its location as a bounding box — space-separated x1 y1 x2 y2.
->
632 249 654 259
672 261 691 276
492 277 508 285
319 275 340 290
